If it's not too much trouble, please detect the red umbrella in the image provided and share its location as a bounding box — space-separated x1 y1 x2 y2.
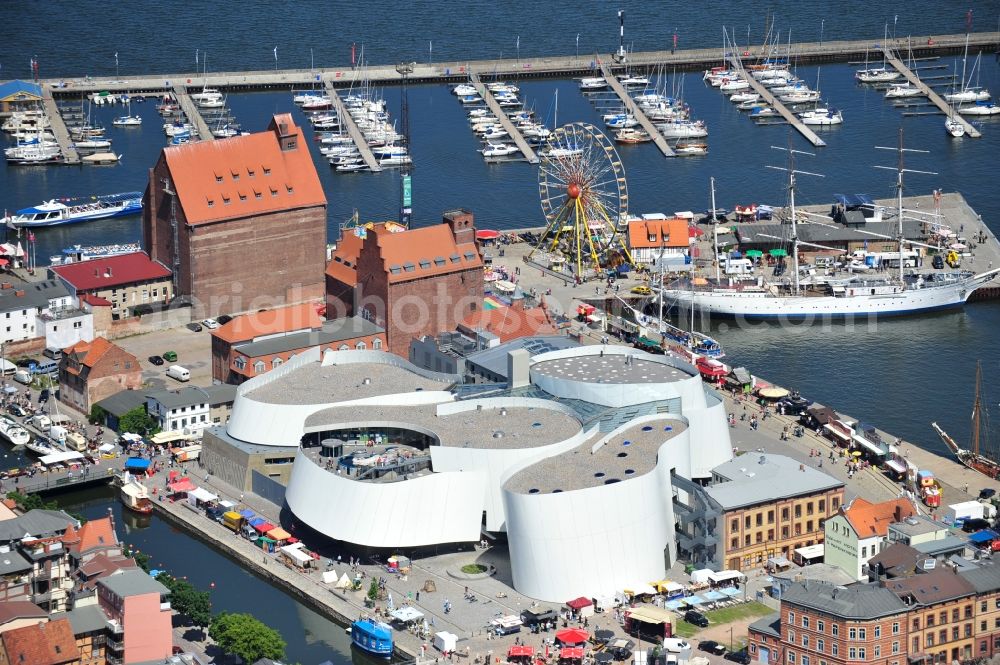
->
555 628 590 645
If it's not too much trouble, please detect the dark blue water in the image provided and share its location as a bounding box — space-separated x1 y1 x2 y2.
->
3 8 1000 455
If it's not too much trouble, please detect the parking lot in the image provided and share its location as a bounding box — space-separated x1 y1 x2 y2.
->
114 324 214 390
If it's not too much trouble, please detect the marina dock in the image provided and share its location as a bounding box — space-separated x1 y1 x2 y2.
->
468 71 539 164
322 79 382 172
728 56 827 148
599 63 675 158
880 47 982 138
40 85 80 165
171 85 215 141
40 32 998 95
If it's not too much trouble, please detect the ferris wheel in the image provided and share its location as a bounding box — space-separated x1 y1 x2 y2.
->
531 122 632 277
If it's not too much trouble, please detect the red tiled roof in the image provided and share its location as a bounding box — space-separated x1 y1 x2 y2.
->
79 293 112 307
162 114 326 227
73 516 117 554
325 230 365 286
51 252 171 292
376 223 482 284
1 618 78 665
212 302 323 344
0 601 46 626
842 498 916 538
78 552 137 588
627 218 691 250
62 337 121 369
460 301 557 342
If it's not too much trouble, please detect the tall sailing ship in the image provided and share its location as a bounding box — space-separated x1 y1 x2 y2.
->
932 361 1000 480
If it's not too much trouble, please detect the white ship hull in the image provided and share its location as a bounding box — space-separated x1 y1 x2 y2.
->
659 271 999 319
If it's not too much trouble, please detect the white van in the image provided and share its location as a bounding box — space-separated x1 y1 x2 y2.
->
724 258 754 275
13 369 31 385
28 415 51 432
166 365 191 382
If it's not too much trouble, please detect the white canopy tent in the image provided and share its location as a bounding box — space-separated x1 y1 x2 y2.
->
322 570 339 584
707 570 745 585
433 631 458 653
187 487 218 504
689 569 713 585
335 573 353 589
280 543 312 566
38 451 85 466
389 607 424 623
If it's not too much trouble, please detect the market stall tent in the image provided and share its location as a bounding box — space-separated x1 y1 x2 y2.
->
433 631 458 653
565 596 595 618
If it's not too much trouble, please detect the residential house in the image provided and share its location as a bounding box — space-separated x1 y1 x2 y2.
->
96 569 172 665
50 253 172 320
626 215 692 265
59 338 142 413
143 114 327 317
145 385 237 434
0 617 79 665
0 601 47 634
51 605 112 665
0 511 75 607
0 280 92 348
824 498 916 580
747 580 909 665
65 517 121 567
886 568 977 664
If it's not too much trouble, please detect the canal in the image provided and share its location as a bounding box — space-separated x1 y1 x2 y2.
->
49 484 372 665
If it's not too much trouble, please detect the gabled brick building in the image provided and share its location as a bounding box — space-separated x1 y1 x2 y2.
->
59 337 141 413
143 113 327 317
326 210 484 356
0 618 79 665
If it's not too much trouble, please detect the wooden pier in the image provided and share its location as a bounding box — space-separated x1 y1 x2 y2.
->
468 71 539 164
728 56 827 148
598 63 675 158
880 47 982 138
322 79 382 172
40 85 80 165
171 85 215 141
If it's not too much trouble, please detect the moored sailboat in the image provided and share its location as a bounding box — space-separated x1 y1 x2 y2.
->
932 362 1000 480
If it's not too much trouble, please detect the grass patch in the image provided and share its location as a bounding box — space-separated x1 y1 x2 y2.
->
672 602 774 638
461 563 487 574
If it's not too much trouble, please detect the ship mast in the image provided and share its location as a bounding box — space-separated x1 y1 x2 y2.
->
766 138 822 295
874 128 933 285
972 360 982 457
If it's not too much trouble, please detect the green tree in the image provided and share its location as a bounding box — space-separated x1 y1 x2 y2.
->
124 545 151 572
155 573 213 628
367 579 380 603
209 612 285 664
118 406 160 436
89 404 108 425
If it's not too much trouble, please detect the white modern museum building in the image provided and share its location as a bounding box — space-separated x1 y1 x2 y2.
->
213 342 734 602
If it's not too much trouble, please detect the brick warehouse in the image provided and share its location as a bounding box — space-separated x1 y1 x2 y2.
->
326 210 484 357
142 113 327 318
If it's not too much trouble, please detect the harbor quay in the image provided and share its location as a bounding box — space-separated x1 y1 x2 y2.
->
34 31 1000 97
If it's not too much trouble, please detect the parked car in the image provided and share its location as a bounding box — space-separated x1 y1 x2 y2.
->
186 322 203 332
216 314 233 325
202 318 220 329
980 488 996 500
6 404 26 418
38 388 50 403
148 355 165 366
932 254 945 269
630 285 651 295
162 351 178 362
726 650 751 665
699 641 727 656
962 518 991 533
684 610 709 628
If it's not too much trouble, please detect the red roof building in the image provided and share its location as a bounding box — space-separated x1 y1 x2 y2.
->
0 618 78 665
59 337 141 413
326 210 484 356
50 252 172 320
143 114 327 317
626 217 691 265
459 300 557 343
210 302 323 383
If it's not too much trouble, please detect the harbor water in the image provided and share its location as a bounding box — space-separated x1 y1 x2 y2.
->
50 485 378 665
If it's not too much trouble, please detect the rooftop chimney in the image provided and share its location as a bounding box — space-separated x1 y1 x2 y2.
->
443 209 476 246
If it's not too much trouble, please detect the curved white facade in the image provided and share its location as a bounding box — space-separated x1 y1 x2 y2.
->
503 417 686 601
223 345 733 601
